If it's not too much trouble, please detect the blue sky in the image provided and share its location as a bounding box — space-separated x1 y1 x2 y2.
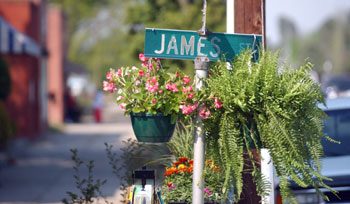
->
266 0 350 45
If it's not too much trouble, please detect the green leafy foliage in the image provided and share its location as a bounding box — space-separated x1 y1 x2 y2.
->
158 120 226 203
0 102 16 149
202 50 336 203
62 149 109 204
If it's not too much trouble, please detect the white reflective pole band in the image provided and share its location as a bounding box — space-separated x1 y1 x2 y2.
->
226 0 234 70
226 0 235 34
193 62 208 204
261 148 275 204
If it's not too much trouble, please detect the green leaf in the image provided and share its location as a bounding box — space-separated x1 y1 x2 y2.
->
132 93 142 99
125 82 132 89
170 114 178 124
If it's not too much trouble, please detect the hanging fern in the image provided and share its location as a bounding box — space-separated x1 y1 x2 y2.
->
202 50 337 203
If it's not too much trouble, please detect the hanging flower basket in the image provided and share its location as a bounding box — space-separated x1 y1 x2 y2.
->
130 112 176 143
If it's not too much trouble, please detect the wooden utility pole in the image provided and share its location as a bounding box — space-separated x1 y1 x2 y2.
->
234 0 266 203
235 0 265 39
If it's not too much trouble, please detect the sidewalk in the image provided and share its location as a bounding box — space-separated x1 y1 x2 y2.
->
0 102 134 204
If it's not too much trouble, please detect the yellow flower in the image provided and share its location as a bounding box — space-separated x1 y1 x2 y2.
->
178 164 187 170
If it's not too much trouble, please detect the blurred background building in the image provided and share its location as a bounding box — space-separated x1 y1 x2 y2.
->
0 0 47 139
0 0 89 141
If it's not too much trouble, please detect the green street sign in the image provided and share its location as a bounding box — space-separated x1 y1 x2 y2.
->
144 28 262 61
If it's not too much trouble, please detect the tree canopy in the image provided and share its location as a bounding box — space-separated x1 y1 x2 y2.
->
50 0 227 84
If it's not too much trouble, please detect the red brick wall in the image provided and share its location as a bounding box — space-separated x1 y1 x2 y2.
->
2 55 40 139
0 0 44 138
47 7 64 124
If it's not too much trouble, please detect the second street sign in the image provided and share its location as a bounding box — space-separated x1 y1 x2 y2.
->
144 28 262 61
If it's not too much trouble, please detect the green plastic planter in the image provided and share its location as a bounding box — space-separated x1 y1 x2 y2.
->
130 112 176 143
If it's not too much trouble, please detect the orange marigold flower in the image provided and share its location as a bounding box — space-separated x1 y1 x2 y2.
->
174 161 181 166
189 159 193 165
167 182 172 187
205 160 212 164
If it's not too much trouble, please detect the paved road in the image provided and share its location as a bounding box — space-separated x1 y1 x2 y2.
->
0 100 134 204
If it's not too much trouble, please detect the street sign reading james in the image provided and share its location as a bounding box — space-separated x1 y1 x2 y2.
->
144 28 262 61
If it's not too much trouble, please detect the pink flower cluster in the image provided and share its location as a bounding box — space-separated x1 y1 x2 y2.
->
103 80 115 93
204 188 211 195
214 97 223 108
179 103 198 114
199 107 211 119
168 184 176 191
146 77 159 93
139 53 161 71
187 92 194 99
182 86 192 94
183 75 191 85
106 71 113 81
120 102 127 111
166 83 178 92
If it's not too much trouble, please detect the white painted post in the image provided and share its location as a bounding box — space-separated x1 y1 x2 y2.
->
192 59 208 204
193 1 209 203
226 0 235 34
261 149 275 204
226 0 234 70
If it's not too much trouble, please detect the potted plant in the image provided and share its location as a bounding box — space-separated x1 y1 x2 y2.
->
148 120 226 204
160 157 224 204
103 54 198 143
200 50 337 203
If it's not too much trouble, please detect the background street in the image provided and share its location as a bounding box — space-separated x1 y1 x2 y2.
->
0 100 133 204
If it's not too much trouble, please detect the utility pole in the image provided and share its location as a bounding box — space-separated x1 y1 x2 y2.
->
227 0 270 203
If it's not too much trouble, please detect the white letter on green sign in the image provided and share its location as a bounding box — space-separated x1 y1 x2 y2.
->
167 36 178 55
210 37 221 58
197 37 207 57
181 35 195 56
155 34 165 54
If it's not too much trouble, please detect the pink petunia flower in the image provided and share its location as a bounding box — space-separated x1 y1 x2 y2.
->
199 107 211 119
116 69 122 76
148 63 154 71
139 53 148 62
120 102 127 111
214 97 223 108
183 76 191 85
152 98 156 104
117 95 124 101
103 81 115 93
168 184 176 191
138 70 144 76
135 80 141 86
151 76 157 84
180 103 198 114
146 82 158 93
106 72 113 80
166 83 178 92
204 188 211 195
142 62 148 68
182 86 192 94
187 92 194 99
